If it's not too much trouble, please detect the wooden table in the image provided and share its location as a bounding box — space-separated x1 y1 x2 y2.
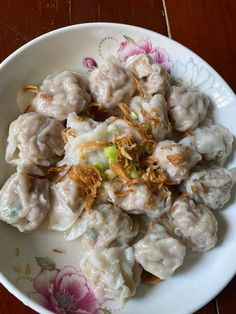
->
0 1 235 313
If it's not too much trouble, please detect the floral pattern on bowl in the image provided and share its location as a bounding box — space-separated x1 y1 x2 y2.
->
32 257 101 314
83 36 173 73
117 36 173 72
12 254 110 314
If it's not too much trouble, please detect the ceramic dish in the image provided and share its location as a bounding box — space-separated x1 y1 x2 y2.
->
0 23 235 314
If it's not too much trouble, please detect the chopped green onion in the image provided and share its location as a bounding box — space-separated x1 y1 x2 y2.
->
130 169 140 178
144 142 153 154
130 111 138 121
103 145 118 162
92 162 104 172
108 157 117 164
127 167 140 179
104 169 117 180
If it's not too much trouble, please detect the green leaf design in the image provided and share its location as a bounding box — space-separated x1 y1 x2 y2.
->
35 257 56 271
123 35 136 43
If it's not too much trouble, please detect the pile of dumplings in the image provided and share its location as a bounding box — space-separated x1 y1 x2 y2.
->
0 53 235 304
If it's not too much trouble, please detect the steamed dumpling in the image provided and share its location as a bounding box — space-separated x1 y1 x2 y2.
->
0 164 50 232
33 71 91 121
89 58 136 109
80 247 141 302
65 203 139 248
133 224 186 279
61 114 109 166
104 179 172 218
182 166 235 210
126 53 169 95
152 140 202 184
180 119 233 165
49 177 86 231
130 94 171 141
161 197 218 252
168 86 209 131
6 112 64 166
106 117 143 144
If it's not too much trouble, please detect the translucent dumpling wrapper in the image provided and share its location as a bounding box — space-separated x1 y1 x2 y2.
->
0 163 50 232
60 114 110 167
6 112 64 166
130 94 171 141
161 197 218 252
168 86 209 131
180 119 234 166
106 117 143 144
104 179 172 218
182 166 236 210
133 223 186 280
125 53 169 95
66 112 99 136
31 71 91 121
152 140 202 184
80 247 141 303
65 203 139 248
89 57 136 109
48 177 86 232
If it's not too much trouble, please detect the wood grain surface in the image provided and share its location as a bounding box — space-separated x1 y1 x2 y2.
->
0 1 235 313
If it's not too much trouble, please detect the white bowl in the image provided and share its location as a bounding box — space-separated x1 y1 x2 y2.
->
0 23 235 314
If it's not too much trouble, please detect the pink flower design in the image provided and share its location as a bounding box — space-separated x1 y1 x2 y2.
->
33 266 100 314
83 57 97 70
117 37 173 72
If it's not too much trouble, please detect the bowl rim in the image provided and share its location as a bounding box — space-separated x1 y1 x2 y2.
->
0 22 235 314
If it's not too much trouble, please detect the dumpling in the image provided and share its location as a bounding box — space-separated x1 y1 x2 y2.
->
80 247 141 302
6 112 64 166
61 115 109 167
104 179 172 218
106 117 143 144
130 94 171 141
66 111 99 135
89 58 136 109
152 140 202 184
126 53 169 95
65 203 139 248
48 177 86 231
32 71 91 121
161 197 218 252
168 86 209 131
182 166 235 210
0 163 50 232
133 223 186 279
180 119 233 165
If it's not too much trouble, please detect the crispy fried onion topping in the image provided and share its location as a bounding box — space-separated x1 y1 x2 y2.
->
167 151 187 166
141 108 160 128
117 103 153 139
61 127 77 143
23 85 53 102
109 162 130 181
142 166 168 185
69 164 102 198
131 74 145 99
23 85 39 93
115 135 137 161
68 164 102 211
39 93 53 101
23 165 68 181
